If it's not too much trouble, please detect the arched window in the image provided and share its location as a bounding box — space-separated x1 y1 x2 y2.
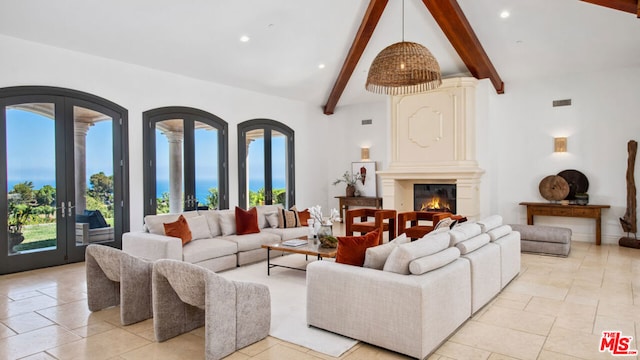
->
238 119 295 208
0 86 129 274
143 107 229 215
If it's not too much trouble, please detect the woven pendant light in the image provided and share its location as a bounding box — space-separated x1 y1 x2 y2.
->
365 0 442 95
366 41 442 95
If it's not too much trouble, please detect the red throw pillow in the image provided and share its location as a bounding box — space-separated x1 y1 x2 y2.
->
297 209 311 226
336 229 380 267
163 215 192 246
235 206 260 235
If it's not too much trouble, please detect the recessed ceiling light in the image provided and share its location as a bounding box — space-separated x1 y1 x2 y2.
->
240 35 250 42
318 64 326 69
500 10 510 19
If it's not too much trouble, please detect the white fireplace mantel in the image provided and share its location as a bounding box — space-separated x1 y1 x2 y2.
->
378 77 484 219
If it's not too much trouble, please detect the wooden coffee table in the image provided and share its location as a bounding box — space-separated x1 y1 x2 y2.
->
261 239 337 275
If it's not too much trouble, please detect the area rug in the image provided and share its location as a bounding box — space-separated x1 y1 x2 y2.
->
218 255 358 357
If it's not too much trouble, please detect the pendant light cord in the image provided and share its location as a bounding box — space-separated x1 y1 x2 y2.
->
402 0 405 42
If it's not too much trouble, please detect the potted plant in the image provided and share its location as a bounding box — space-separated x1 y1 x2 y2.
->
332 171 362 197
8 203 32 252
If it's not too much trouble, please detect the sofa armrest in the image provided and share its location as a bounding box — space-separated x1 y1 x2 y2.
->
122 231 183 261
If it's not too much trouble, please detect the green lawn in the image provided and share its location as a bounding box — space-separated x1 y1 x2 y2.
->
12 218 114 252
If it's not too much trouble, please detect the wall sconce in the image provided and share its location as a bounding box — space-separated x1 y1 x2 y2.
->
361 147 370 161
554 137 567 152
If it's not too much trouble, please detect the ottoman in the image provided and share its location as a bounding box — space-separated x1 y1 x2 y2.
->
509 224 571 257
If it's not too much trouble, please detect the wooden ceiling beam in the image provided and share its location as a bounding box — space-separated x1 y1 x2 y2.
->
580 0 639 16
422 0 504 94
323 0 388 115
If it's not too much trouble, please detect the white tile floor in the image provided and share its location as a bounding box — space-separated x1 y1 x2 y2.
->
0 239 638 359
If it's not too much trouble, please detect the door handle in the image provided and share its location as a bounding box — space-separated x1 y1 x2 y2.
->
58 202 65 218
67 201 74 217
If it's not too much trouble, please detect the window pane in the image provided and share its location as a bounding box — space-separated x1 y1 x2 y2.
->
155 120 184 214
271 130 287 206
6 104 57 254
74 106 114 246
194 121 219 209
246 129 265 207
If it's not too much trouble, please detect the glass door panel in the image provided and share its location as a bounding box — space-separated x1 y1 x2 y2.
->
155 120 184 214
246 129 265 207
73 106 114 247
271 130 288 206
6 104 58 255
194 121 219 209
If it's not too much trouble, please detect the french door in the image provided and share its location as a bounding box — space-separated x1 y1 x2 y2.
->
0 87 129 274
143 107 229 215
238 119 295 209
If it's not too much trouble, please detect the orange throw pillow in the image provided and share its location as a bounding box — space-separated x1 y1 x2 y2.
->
297 209 311 226
236 206 260 235
336 229 380 267
163 215 192 246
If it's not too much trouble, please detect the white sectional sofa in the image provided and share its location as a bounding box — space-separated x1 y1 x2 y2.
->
123 205 307 272
306 215 520 360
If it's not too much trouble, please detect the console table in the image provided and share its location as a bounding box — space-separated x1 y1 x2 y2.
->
335 196 383 223
519 202 610 245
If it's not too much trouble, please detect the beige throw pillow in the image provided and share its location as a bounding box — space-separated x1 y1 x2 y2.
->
186 215 212 240
383 231 450 274
363 234 409 270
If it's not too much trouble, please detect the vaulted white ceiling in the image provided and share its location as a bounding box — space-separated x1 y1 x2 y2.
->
1 0 639 113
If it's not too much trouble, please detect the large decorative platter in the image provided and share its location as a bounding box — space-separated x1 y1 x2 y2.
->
557 169 589 200
539 175 570 201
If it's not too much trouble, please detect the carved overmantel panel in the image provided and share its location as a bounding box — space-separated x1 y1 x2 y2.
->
378 77 484 219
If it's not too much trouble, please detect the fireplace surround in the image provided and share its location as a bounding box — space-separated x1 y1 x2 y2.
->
378 77 484 219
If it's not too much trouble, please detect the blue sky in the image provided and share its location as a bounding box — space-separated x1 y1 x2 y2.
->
6 108 112 189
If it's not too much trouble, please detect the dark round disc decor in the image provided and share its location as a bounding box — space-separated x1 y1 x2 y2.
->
557 169 589 200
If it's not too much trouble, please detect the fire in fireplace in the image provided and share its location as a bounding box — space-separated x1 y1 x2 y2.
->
414 184 456 213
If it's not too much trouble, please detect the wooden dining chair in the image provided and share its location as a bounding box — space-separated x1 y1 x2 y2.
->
345 208 396 245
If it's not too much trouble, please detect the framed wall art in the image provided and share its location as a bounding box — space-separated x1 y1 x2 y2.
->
352 161 376 197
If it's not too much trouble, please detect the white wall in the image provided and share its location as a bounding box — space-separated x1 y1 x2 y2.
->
485 67 640 244
324 101 389 211
0 34 329 230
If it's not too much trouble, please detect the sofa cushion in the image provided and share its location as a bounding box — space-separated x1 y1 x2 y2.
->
456 233 491 255
264 212 279 228
144 211 199 235
256 204 283 229
82 210 109 229
297 209 311 227
185 215 211 240
487 225 512 241
383 231 450 274
409 247 461 275
277 208 300 228
434 217 454 231
218 209 236 236
262 226 308 241
335 229 380 267
449 222 482 246
163 215 192 245
221 232 281 252
477 215 503 233
236 207 260 235
198 210 222 237
363 234 409 270
182 238 238 264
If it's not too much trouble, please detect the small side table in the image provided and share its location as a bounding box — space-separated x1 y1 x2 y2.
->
335 196 383 223
519 202 610 245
